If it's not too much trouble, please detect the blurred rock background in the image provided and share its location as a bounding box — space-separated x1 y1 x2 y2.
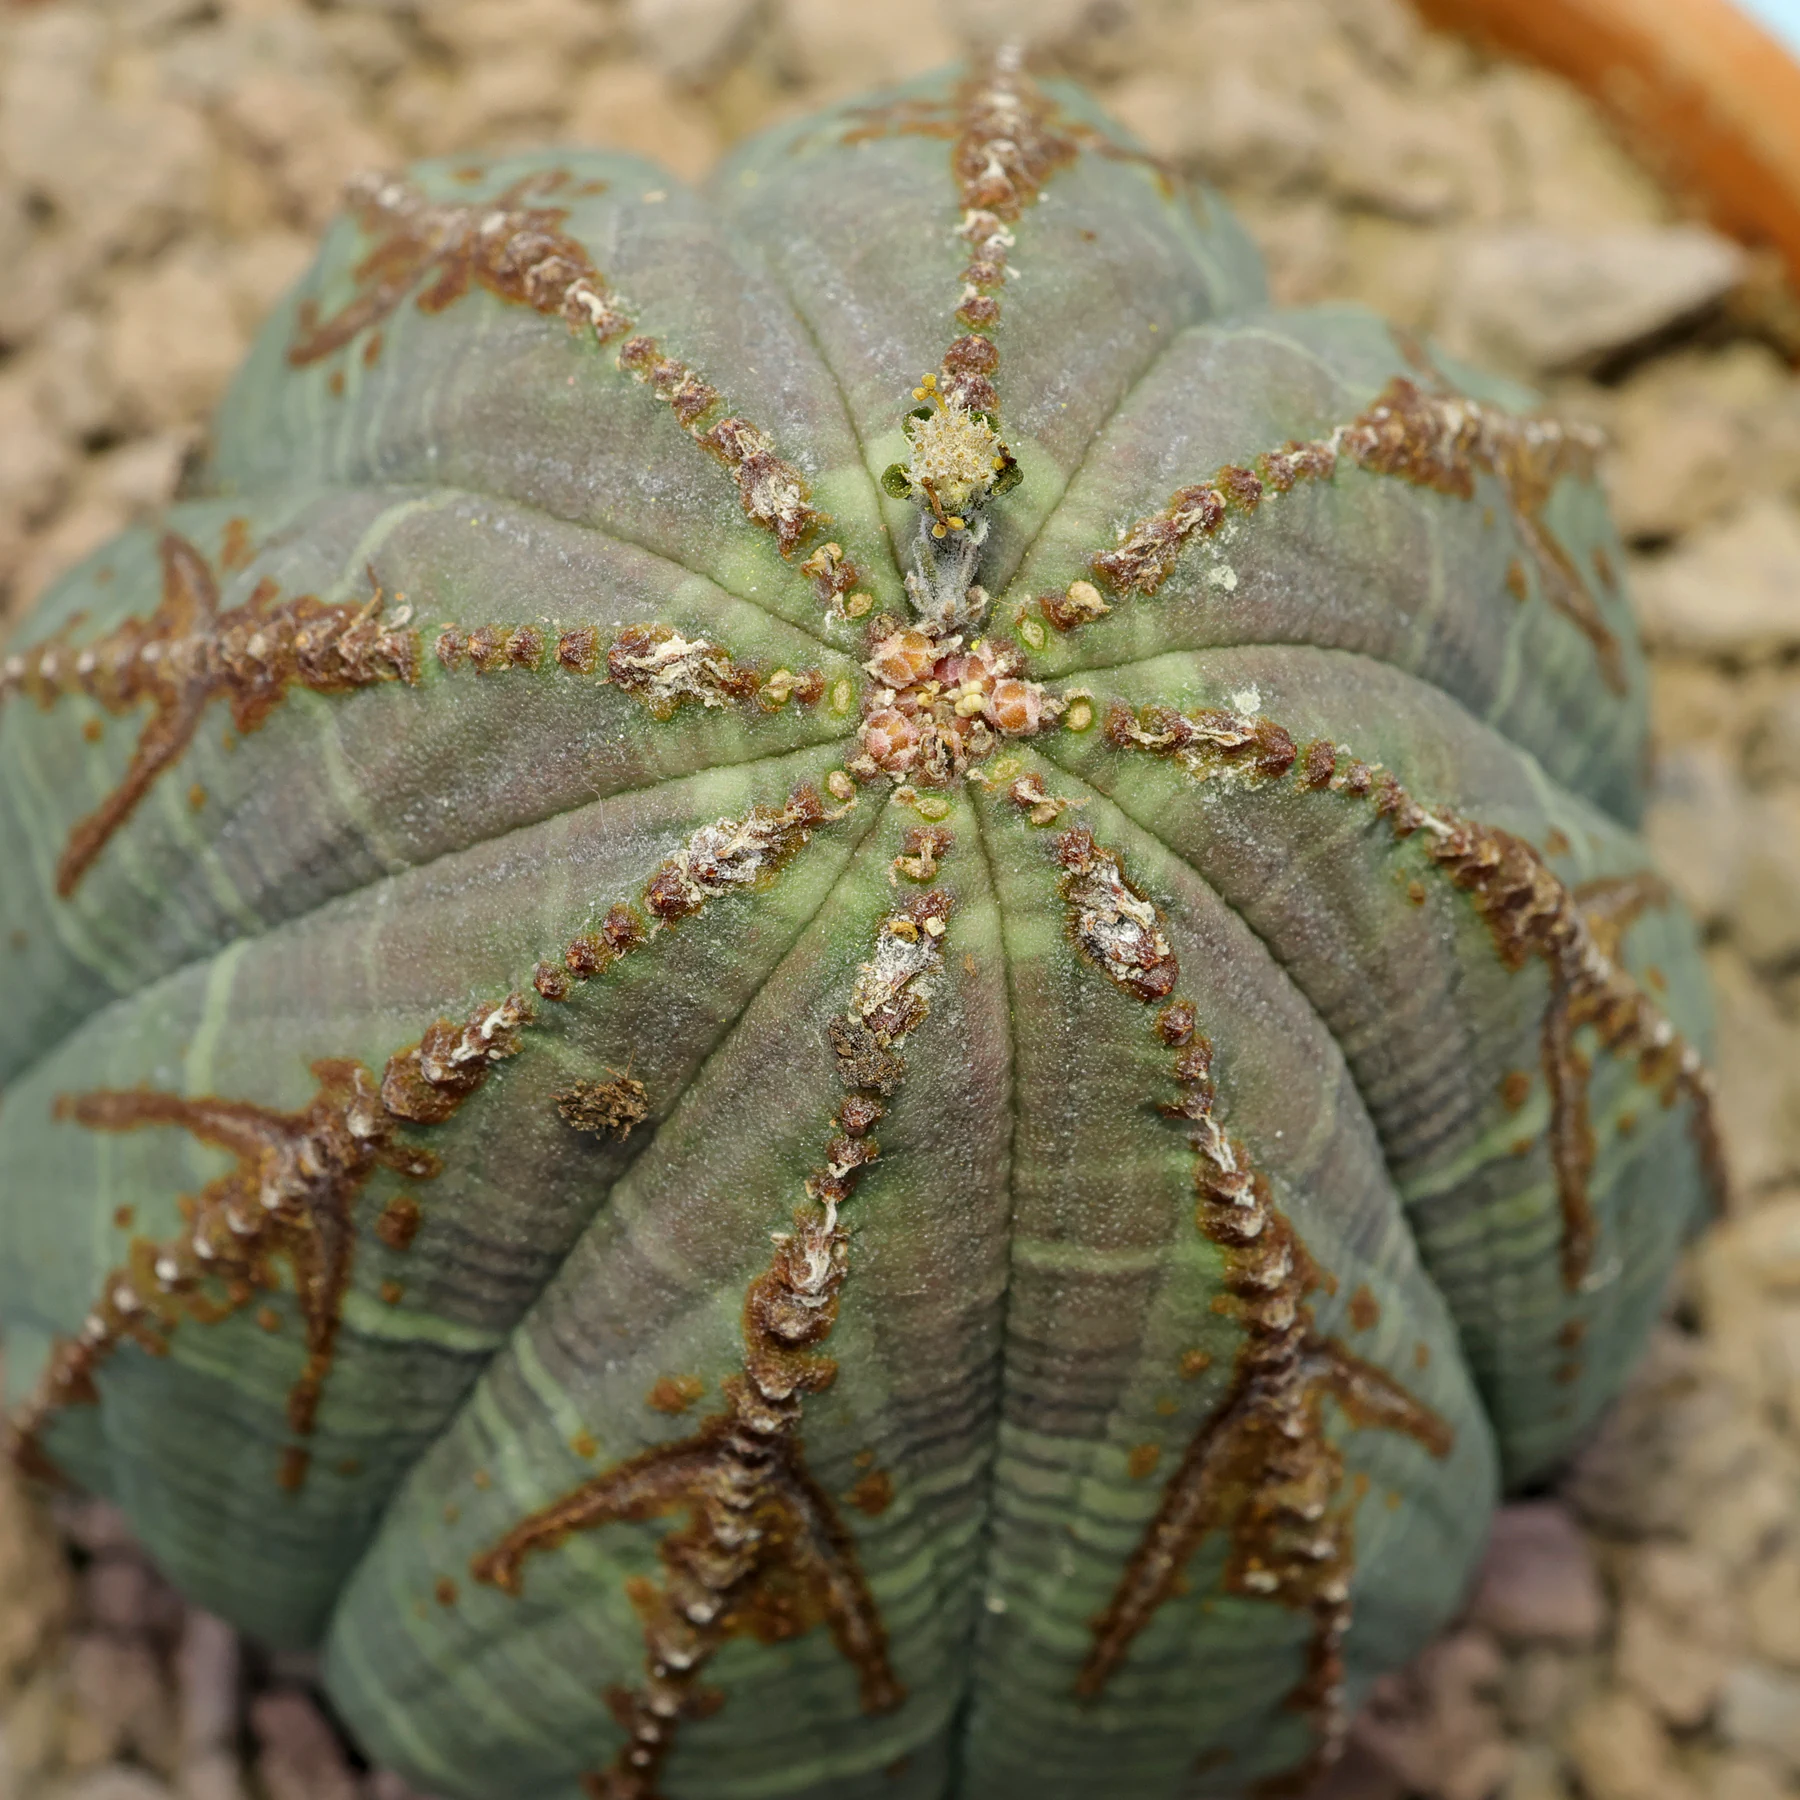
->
2 0 1799 1796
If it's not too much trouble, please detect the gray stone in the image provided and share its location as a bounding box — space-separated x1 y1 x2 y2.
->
1632 499 1800 661
251 1689 358 1800
1468 1502 1605 1646
1719 1663 1800 1767
1440 225 1746 374
627 0 757 82
42 1770 175 1800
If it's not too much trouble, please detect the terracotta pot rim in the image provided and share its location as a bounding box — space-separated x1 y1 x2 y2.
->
1416 0 1800 288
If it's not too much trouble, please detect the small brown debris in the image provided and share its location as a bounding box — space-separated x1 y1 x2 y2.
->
847 1468 895 1516
1347 1285 1382 1332
220 517 254 572
554 1072 649 1141
892 824 952 882
375 1194 422 1251
1127 1442 1162 1480
646 1375 706 1415
556 626 599 674
434 1577 457 1608
1040 579 1111 632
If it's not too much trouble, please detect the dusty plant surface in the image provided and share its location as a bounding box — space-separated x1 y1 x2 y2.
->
1 0 1799 1797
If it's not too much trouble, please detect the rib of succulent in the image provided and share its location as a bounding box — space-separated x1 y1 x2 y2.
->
0 54 1716 1800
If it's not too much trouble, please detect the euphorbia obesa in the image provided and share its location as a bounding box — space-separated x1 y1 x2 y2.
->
0 52 1721 1800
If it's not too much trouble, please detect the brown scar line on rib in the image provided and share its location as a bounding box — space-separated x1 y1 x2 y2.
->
1039 374 1625 694
836 53 1168 428
433 619 826 717
287 170 875 602
471 885 954 1799
1104 700 1726 1286
0 532 419 898
1054 827 1451 1795
10 785 849 1483
933 50 1077 420
6 992 532 1491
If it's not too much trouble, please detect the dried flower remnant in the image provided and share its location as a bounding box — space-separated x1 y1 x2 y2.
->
1058 375 1622 691
1063 856 1452 1788
1 533 418 897
472 890 952 1799
853 630 1061 787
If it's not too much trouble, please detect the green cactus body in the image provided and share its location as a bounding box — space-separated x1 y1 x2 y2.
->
0 56 1721 1800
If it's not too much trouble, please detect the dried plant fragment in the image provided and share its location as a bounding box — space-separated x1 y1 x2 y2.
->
603 625 764 719
642 785 829 923
1053 826 1179 1002
1104 701 1298 783
472 890 953 1800
288 171 629 365
380 993 534 1124
1072 937 1452 1794
1064 376 1621 691
1 534 418 897
1005 772 1081 827
556 1073 649 1141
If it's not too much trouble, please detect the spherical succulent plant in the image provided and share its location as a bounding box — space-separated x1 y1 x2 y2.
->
0 53 1724 1800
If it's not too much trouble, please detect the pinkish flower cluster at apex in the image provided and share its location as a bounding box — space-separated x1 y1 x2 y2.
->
850 624 1063 785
